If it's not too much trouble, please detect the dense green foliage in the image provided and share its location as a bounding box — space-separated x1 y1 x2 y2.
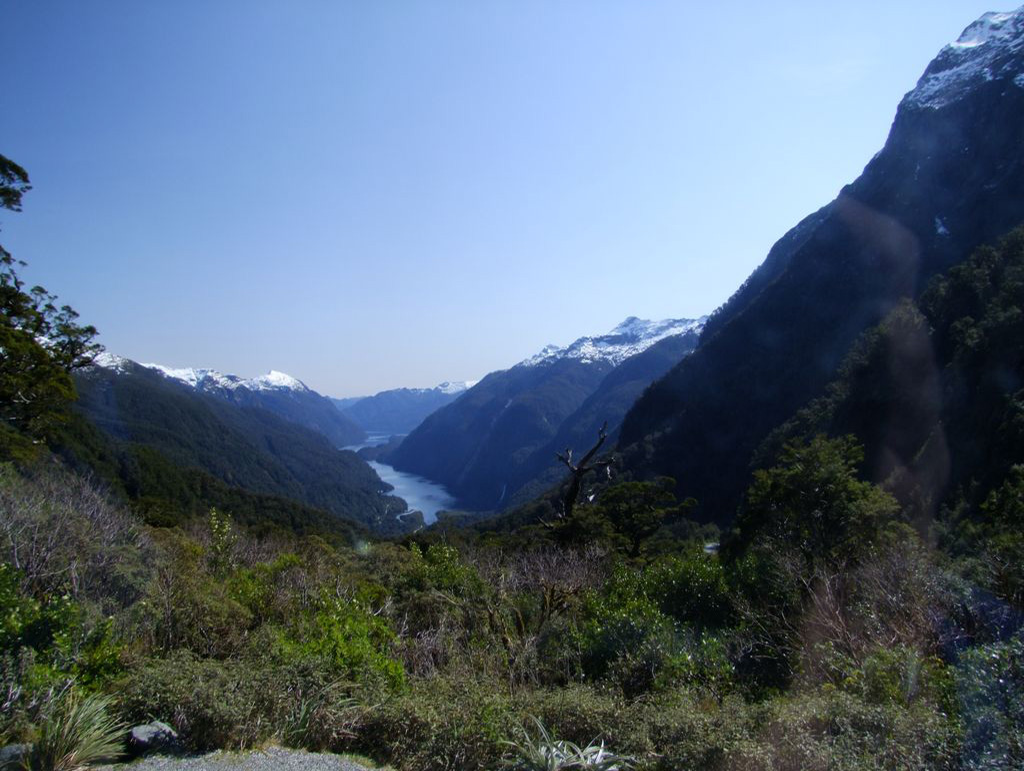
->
3 434 1017 769
0 155 99 462
733 435 898 567
755 227 1024 611
50 409 371 544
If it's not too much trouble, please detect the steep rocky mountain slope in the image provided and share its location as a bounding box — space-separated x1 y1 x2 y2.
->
619 8 1024 523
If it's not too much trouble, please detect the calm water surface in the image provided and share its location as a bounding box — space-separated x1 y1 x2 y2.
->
345 433 455 525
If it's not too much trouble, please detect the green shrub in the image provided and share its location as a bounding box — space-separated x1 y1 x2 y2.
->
136 528 252 658
855 646 954 710
644 553 732 631
637 693 755 771
119 651 274 750
521 685 627 751
0 563 77 663
568 564 733 697
275 595 405 689
654 632 734 695
409 543 485 596
956 633 1024 770
353 675 516 771
0 562 124 720
119 650 371 753
720 689 960 771
228 552 305 626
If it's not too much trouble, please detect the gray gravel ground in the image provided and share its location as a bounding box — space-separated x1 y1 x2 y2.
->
95 747 381 771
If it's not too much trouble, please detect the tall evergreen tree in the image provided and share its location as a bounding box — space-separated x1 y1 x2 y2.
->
0 154 100 458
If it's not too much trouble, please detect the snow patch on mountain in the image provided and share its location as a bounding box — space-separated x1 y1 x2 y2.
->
91 354 312 394
520 316 707 368
436 380 477 395
252 370 308 391
905 7 1024 110
376 381 478 397
91 351 133 373
144 364 310 393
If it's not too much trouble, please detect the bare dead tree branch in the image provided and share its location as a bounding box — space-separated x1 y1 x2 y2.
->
548 421 612 525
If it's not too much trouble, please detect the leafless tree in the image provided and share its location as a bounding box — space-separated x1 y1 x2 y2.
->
550 421 613 524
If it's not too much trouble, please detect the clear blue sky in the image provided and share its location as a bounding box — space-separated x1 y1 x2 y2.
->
1 1 1004 396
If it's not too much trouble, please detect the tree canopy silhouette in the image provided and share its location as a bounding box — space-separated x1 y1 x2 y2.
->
1 154 100 458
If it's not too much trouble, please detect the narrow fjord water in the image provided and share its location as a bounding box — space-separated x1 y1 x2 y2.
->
345 433 455 525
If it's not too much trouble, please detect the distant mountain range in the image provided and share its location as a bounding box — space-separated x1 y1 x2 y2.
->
385 317 705 511
79 354 410 535
96 355 367 448
333 380 476 435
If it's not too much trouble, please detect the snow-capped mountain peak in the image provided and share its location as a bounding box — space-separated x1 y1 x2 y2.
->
904 5 1024 110
90 351 133 373
140 364 228 390
251 370 309 392
520 316 707 368
952 10 1023 49
93 356 312 394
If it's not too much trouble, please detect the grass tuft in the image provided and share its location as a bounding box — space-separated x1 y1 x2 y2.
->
24 690 125 771
502 716 633 771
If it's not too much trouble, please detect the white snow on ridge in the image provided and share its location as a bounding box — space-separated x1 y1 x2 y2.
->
436 380 476 395
91 351 133 373
252 370 308 391
94 353 471 399
393 380 478 396
125 360 310 393
950 11 1021 49
905 6 1024 110
520 315 708 368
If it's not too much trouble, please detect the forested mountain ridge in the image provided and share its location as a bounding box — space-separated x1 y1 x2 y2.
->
388 318 703 511
97 354 366 448
746 227 1024 536
503 332 705 509
72 358 410 534
619 8 1024 524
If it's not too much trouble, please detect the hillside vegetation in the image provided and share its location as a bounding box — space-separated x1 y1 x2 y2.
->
5 205 1024 768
